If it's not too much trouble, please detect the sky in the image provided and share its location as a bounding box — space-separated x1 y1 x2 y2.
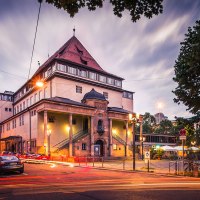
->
0 0 200 120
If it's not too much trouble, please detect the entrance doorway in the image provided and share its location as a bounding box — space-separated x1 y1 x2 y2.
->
95 140 104 156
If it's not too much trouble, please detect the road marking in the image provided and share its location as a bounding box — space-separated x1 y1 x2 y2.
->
23 173 28 175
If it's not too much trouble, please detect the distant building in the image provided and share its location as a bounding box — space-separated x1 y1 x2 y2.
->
154 113 168 124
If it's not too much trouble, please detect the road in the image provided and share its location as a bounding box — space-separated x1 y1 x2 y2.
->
0 162 200 200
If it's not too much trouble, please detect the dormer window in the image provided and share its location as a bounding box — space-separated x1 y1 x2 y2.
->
80 57 87 65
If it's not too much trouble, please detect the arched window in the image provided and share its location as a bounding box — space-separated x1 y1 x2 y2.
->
97 120 104 135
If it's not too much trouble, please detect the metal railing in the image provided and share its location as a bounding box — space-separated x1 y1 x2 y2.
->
53 129 90 152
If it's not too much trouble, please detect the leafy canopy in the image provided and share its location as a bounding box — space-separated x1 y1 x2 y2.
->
173 20 200 114
42 0 163 22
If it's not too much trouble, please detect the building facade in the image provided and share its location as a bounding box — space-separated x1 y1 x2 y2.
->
0 35 143 158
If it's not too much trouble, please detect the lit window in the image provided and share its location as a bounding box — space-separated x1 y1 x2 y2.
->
76 86 82 93
113 144 117 150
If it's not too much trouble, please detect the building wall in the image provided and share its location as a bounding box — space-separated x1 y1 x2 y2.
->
0 101 13 122
52 77 123 108
122 97 133 112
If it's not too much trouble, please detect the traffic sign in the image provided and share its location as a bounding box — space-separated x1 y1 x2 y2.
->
179 135 186 140
144 151 150 159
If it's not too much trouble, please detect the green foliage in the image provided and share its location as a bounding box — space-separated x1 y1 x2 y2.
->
175 114 200 146
173 20 200 114
43 0 163 22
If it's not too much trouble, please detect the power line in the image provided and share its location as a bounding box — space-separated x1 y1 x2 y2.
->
124 76 172 82
27 0 42 80
0 69 26 80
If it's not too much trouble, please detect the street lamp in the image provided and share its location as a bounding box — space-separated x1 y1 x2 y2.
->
129 113 140 171
191 141 196 146
47 129 52 157
140 136 146 160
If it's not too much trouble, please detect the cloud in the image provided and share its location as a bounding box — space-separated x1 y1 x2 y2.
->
0 0 200 120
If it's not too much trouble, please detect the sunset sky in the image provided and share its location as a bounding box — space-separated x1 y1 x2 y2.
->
0 0 200 120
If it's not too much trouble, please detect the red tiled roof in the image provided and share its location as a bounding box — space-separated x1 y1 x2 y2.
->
33 36 104 77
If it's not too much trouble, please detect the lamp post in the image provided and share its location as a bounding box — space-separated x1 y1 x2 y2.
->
129 113 140 171
140 136 146 160
47 129 52 157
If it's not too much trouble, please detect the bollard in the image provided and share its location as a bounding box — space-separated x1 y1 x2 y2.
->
123 158 125 170
175 161 177 175
93 156 94 167
78 156 80 166
169 162 171 173
86 156 87 166
193 164 199 177
102 157 104 168
147 160 150 172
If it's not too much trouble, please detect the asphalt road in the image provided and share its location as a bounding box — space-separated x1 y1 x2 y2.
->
0 163 200 200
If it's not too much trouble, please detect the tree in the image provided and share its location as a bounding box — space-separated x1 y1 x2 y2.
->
43 0 163 23
173 20 200 114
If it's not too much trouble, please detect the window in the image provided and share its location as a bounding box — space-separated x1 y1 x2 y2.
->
57 64 66 72
5 108 8 112
39 91 42 100
14 108 16 115
76 86 82 93
34 93 38 103
82 143 87 150
27 99 29 107
12 119 16 129
99 75 106 83
103 92 108 99
17 106 19 113
7 123 10 131
9 108 12 112
113 144 117 150
97 119 104 135
72 119 76 125
19 115 24 126
115 80 122 87
123 91 133 99
107 77 114 85
79 70 87 78
44 88 48 98
89 72 97 80
20 104 22 111
30 96 33 105
23 101 25 110
68 66 77 75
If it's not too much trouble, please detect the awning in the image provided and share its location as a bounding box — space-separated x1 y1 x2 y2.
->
0 136 22 141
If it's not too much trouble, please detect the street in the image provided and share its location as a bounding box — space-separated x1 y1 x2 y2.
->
0 162 200 200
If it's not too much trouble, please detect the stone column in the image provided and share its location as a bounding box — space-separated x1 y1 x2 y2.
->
140 121 143 155
69 113 73 157
125 121 128 157
90 116 94 156
109 118 113 157
132 122 136 170
44 111 48 155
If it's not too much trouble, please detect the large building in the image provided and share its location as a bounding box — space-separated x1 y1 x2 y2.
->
0 35 143 158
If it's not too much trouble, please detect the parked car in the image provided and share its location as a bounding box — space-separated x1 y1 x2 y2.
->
0 155 24 174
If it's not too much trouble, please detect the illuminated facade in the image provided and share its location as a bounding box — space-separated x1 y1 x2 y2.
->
0 35 141 157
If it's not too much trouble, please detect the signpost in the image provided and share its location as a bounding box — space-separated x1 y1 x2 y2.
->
144 151 150 172
179 129 186 173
